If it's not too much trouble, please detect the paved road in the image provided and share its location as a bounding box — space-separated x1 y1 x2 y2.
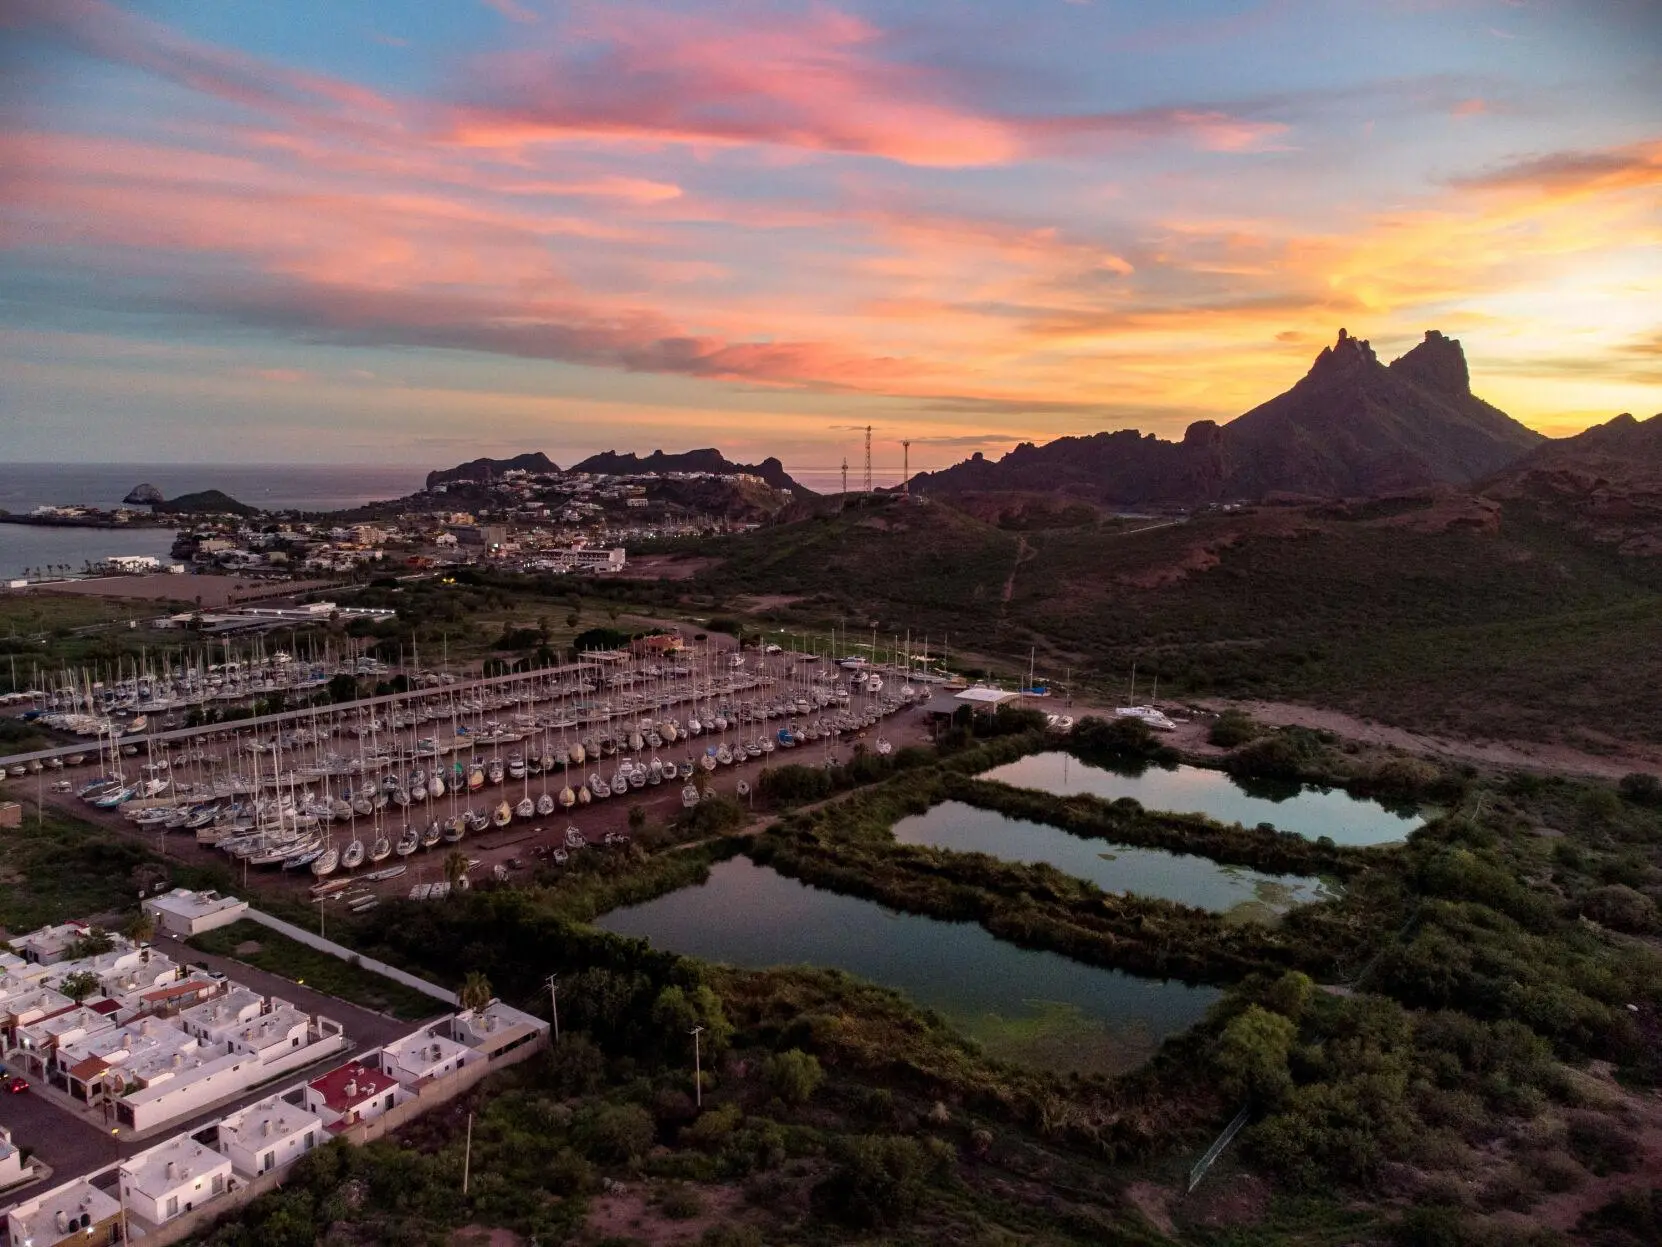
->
0 1072 120 1199
153 935 429 1046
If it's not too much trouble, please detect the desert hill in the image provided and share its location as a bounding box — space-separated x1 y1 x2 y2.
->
1483 411 1662 556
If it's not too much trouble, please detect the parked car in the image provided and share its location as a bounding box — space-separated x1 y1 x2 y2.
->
6 1076 28 1094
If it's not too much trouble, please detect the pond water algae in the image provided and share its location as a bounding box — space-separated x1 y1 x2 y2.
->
597 856 1221 1075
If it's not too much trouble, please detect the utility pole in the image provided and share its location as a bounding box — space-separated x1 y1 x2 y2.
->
863 426 873 494
840 457 848 499
902 440 911 497
545 973 560 1041
462 1111 473 1195
690 1025 705 1108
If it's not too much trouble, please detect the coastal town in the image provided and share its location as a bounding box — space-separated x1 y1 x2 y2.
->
2 456 797 589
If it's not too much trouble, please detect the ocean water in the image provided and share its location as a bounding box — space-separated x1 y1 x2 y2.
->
0 525 182 581
0 463 428 514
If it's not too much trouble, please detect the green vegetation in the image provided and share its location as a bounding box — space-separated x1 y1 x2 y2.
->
676 495 1662 747
188 920 444 1021
0 807 228 933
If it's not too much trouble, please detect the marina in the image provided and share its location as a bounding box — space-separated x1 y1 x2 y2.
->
3 640 936 880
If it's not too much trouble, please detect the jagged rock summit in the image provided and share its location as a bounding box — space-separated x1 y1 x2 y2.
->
572 449 812 497
909 329 1544 505
122 483 164 505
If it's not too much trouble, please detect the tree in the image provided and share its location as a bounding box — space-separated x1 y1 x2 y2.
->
327 673 359 704
627 804 647 833
765 1048 824 1106
60 970 101 1004
67 927 115 960
124 909 156 946
442 848 469 895
651 984 733 1058
459 971 493 1013
1215 1005 1297 1102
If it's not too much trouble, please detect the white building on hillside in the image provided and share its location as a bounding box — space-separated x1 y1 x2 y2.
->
119 1134 232 1224
216 1093 326 1177
143 888 249 937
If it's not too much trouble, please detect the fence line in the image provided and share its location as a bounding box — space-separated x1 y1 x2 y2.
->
242 908 458 1006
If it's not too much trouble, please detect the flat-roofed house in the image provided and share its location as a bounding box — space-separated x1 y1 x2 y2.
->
119 1134 232 1224
5 1177 122 1247
216 1093 326 1177
303 1060 403 1132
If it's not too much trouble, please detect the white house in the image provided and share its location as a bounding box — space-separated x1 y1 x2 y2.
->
0 1124 25 1190
120 1134 232 1224
143 888 249 937
5 1177 122 1247
216 1093 326 1177
177 988 263 1043
303 1060 403 1132
449 999 549 1060
378 1028 476 1090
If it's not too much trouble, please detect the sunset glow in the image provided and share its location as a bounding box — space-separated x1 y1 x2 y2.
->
3 0 1658 469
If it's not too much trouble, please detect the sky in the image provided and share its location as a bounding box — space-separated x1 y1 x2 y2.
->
1 0 1658 473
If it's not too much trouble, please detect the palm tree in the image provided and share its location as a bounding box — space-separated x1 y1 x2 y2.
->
459 971 493 1013
442 847 469 895
124 909 156 945
60 970 100 1004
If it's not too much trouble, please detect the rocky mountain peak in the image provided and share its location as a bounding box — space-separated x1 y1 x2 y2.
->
1390 328 1470 396
1307 327 1380 380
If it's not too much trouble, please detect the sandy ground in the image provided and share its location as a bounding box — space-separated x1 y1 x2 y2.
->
1189 698 1662 780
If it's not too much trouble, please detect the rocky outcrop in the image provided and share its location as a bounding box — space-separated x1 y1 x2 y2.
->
1484 412 1662 555
150 490 259 517
123 483 164 505
910 329 1544 505
426 452 558 489
572 449 812 497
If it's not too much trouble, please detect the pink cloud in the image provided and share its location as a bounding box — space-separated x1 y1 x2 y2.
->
446 5 1021 167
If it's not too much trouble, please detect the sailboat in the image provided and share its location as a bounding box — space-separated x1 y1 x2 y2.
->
341 838 366 870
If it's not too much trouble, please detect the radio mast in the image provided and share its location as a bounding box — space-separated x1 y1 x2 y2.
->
902 440 911 497
864 425 873 494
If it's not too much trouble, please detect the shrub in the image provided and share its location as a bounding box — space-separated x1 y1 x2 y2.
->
1617 772 1661 806
813 1135 931 1228
1209 708 1260 748
765 1049 824 1106
1564 1110 1639 1177
657 1183 704 1220
580 1103 655 1165
681 1101 742 1149
1581 884 1656 934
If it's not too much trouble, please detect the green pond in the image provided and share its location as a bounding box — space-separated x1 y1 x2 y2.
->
983 751 1421 846
892 801 1338 921
596 856 1222 1075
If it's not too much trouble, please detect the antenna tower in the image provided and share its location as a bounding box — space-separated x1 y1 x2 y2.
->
841 457 848 495
864 425 873 494
902 440 911 497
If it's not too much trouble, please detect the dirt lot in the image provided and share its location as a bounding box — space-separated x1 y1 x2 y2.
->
19 574 339 607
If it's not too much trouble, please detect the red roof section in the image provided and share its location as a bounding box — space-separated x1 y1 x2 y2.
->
88 998 122 1015
307 1061 398 1113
